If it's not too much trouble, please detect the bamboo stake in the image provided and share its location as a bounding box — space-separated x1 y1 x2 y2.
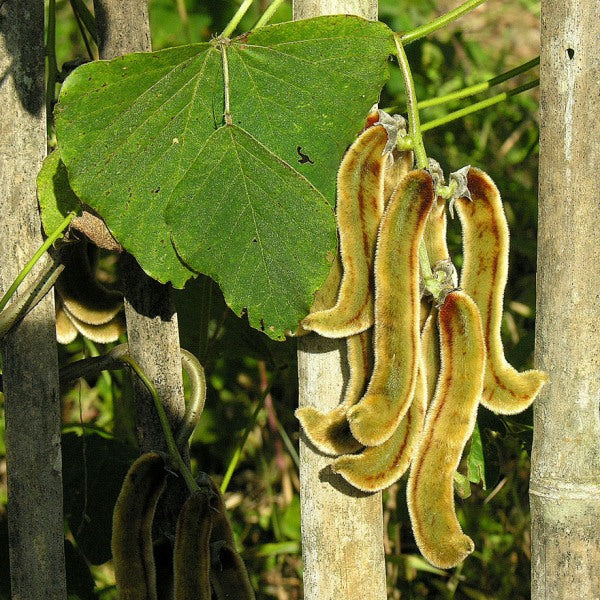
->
531 0 600 596
0 2 67 597
293 2 386 599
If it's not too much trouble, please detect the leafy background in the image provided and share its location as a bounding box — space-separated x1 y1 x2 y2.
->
0 0 540 598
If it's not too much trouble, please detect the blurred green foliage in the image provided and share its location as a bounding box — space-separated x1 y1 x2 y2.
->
0 1 541 597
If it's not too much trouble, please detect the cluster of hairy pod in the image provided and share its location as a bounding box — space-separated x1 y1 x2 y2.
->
296 110 548 569
112 453 255 600
54 239 125 344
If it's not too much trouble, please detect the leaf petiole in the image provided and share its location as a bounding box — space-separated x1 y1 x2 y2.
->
253 0 286 30
220 0 254 39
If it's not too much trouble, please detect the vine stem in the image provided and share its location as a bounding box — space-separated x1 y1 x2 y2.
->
401 0 487 46
394 34 427 170
253 0 285 29
418 56 540 109
0 211 76 313
394 34 447 302
120 354 200 494
220 0 254 38
421 79 539 132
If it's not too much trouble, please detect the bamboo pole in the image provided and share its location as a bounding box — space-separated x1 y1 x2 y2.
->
0 2 67 597
293 2 386 599
531 0 600 596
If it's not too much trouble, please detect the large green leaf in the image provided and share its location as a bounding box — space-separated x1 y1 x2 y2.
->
55 16 395 337
166 125 335 337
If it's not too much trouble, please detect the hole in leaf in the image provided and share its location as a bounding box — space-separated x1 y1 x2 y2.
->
567 48 574 59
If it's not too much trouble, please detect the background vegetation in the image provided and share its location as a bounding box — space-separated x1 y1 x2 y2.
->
0 0 541 597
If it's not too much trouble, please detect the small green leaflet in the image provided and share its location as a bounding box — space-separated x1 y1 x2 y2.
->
55 16 395 339
37 151 82 236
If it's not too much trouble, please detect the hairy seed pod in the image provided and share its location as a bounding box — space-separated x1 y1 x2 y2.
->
173 490 213 600
292 253 342 337
60 302 125 343
423 195 450 264
420 307 440 406
55 240 123 325
55 303 78 344
407 290 485 569
295 328 373 455
456 168 547 414
347 170 434 447
300 124 389 338
331 352 426 492
210 542 256 600
383 147 413 203
112 453 167 600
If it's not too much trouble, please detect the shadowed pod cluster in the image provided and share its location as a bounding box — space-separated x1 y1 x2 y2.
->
295 110 547 569
112 453 255 600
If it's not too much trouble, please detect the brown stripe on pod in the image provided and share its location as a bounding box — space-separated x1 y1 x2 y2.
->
347 170 434 447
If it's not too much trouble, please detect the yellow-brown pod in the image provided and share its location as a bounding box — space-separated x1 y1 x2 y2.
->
61 303 126 343
210 542 256 600
383 147 413 203
292 253 342 337
295 328 373 455
347 169 435 447
55 302 78 344
331 353 426 492
407 290 485 569
112 453 167 600
423 195 450 264
55 240 123 325
420 307 440 407
300 124 389 338
456 168 547 414
173 490 213 600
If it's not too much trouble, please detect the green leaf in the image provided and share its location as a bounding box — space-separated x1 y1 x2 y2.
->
55 16 394 336
166 125 335 338
36 150 82 236
467 421 486 489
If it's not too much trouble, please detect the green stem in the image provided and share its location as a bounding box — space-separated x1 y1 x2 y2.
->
70 3 94 59
45 0 58 135
253 0 285 29
220 0 254 38
0 259 64 339
69 0 98 45
120 354 199 494
401 0 487 46
394 34 427 169
418 57 539 110
421 79 539 132
0 211 76 314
